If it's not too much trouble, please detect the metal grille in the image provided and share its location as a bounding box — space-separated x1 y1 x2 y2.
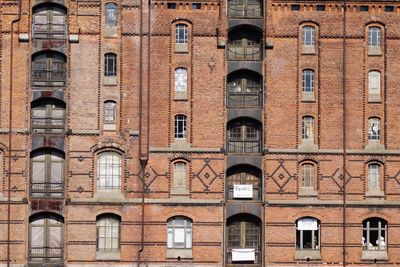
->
32 54 66 86
32 6 66 39
228 0 262 18
227 73 262 108
104 53 117 76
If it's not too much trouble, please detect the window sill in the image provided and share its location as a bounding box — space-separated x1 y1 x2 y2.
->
364 141 385 152
96 250 121 261
171 187 189 195
299 188 318 197
298 141 318 152
301 45 316 55
301 92 315 102
103 123 116 131
174 91 188 101
365 189 384 197
368 94 381 103
361 250 388 261
171 139 190 150
94 190 125 202
295 250 321 260
166 248 193 259
175 44 189 53
103 76 118 86
368 47 382 56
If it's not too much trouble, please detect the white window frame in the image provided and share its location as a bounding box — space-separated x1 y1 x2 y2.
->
97 152 121 190
368 164 381 190
302 69 315 93
104 101 116 124
368 118 380 141
167 217 192 249
174 68 188 92
296 217 320 250
368 27 381 48
302 26 315 46
173 162 187 189
302 116 314 141
105 3 117 27
96 215 120 252
368 71 381 95
362 218 387 251
174 115 187 139
176 24 188 44
302 164 314 189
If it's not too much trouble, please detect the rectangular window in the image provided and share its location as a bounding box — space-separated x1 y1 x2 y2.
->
174 115 186 139
174 68 188 92
97 217 120 252
368 164 380 189
368 27 381 47
176 24 188 44
192 3 201 9
167 3 176 9
302 117 314 141
174 163 186 188
302 70 315 92
385 6 394 12
302 27 315 46
104 102 116 124
302 164 314 188
105 3 117 27
316 5 325 11
360 5 369 12
368 118 380 141
291 4 300 11
104 53 117 77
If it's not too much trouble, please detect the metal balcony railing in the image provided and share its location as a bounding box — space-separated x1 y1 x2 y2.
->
33 23 67 39
226 248 260 265
227 140 261 153
29 246 63 264
227 44 262 61
32 70 66 86
227 91 262 108
228 4 262 18
227 185 261 200
32 117 65 133
30 182 64 198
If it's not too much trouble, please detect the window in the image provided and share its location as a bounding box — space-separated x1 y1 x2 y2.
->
104 101 116 124
105 3 117 27
360 5 369 12
368 71 381 97
316 5 325 11
368 118 380 141
104 53 117 76
167 3 177 9
291 4 300 11
173 162 187 189
302 69 314 93
29 214 63 264
31 150 64 198
368 27 381 48
368 163 381 190
227 119 261 153
302 27 315 46
296 217 320 250
192 3 201 9
167 217 192 249
176 24 188 44
228 28 262 60
32 100 65 133
97 152 121 190
228 0 262 18
174 115 186 139
302 164 314 189
227 70 262 108
362 218 387 251
302 116 314 141
32 53 66 86
97 214 120 252
385 6 394 12
174 68 188 93
32 6 67 39
226 165 261 200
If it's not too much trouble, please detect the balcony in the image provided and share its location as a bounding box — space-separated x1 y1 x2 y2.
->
33 23 67 39
32 117 65 134
228 91 262 108
227 44 262 61
32 69 66 87
29 246 63 265
31 182 64 198
227 140 261 154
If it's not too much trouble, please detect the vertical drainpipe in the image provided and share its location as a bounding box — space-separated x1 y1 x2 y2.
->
8 1 22 266
342 0 347 266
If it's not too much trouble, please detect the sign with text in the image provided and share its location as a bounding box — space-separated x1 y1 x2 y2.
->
232 248 255 261
297 218 318 230
233 184 253 198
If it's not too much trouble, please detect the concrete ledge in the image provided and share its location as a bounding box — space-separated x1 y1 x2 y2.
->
301 45 316 55
266 148 400 155
95 250 121 261
94 190 125 202
166 248 193 259
69 197 223 205
301 92 315 102
299 188 318 197
70 129 100 135
295 250 321 260
361 250 388 261
150 147 222 153
368 46 382 56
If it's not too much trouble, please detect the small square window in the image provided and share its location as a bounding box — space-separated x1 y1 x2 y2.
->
192 3 201 10
360 6 369 12
291 4 300 11
316 5 325 11
167 3 176 9
384 6 394 12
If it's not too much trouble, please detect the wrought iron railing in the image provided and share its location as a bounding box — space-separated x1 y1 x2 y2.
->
227 140 261 153
228 4 262 18
32 117 65 133
30 182 64 198
227 91 262 108
33 23 67 39
226 248 260 265
29 246 63 264
32 69 66 86
227 44 262 61
227 185 261 200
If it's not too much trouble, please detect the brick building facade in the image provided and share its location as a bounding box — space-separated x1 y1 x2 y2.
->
0 0 400 266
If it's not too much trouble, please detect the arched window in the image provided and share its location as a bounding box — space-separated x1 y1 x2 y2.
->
173 162 187 193
226 165 261 200
96 214 120 252
368 27 381 48
104 53 117 77
228 27 263 61
302 26 315 46
368 117 380 141
362 217 387 251
32 53 66 86
29 213 64 264
105 3 117 27
302 163 314 189
174 68 188 93
227 214 261 264
97 152 121 190
302 69 314 93
227 119 261 153
167 216 192 249
368 71 381 101
227 70 262 108
368 163 381 190
174 115 187 139
302 116 314 141
104 101 117 124
33 5 67 39
31 99 65 134
31 150 64 198
296 217 320 250
228 0 262 18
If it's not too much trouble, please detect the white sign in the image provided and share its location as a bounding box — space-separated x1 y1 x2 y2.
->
174 228 185 243
297 218 318 231
232 248 255 262
233 184 253 198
